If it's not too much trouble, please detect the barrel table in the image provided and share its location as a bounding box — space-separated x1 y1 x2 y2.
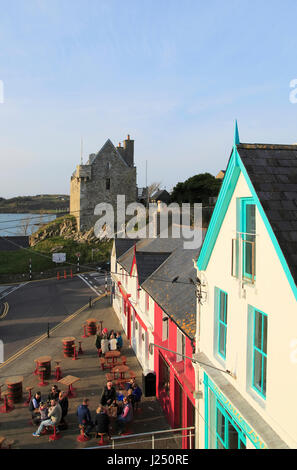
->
5 376 24 404
86 319 97 336
62 337 76 358
36 355 52 380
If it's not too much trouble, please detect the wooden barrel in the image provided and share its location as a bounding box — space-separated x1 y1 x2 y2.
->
5 376 23 404
62 337 75 357
36 356 52 379
86 319 97 336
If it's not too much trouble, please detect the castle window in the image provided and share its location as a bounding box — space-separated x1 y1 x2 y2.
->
106 178 110 190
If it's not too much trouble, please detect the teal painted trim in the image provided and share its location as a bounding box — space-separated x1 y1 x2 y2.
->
240 198 256 281
204 374 267 449
217 289 228 360
234 120 240 146
197 146 297 301
197 148 241 271
252 307 267 400
204 372 209 449
237 158 297 301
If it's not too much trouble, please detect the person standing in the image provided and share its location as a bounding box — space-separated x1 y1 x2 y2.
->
58 391 69 428
101 335 109 355
95 406 110 438
109 334 117 351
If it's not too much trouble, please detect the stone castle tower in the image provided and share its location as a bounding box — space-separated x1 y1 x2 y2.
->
70 135 137 232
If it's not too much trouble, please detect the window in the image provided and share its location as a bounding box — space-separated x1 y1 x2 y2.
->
217 290 228 360
216 402 246 449
162 312 169 341
106 178 110 190
232 198 256 283
176 329 185 363
252 309 267 398
241 200 256 281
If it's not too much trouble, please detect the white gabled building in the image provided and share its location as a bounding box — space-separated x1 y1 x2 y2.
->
195 123 297 449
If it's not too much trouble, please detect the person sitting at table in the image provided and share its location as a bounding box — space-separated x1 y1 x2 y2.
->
58 391 69 429
132 383 143 411
39 401 49 422
109 333 117 351
127 389 136 411
48 384 60 401
32 398 62 437
125 377 136 391
29 391 42 424
100 380 117 407
116 332 123 350
76 398 94 438
116 397 133 435
101 334 109 355
95 405 110 439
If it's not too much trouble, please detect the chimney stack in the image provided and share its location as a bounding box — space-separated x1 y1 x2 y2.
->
123 134 134 167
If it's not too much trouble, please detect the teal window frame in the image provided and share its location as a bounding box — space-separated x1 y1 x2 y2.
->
217 289 228 360
215 401 246 449
240 198 256 282
252 308 267 399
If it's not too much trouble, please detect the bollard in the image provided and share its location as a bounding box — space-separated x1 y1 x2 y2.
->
57 272 60 280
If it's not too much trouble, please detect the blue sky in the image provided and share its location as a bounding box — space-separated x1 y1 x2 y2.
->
1 0 297 197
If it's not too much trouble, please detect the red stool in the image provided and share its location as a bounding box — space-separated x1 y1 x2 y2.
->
82 324 88 338
0 392 14 413
49 425 62 441
38 367 48 387
23 386 33 406
0 384 3 402
72 345 77 361
77 425 90 442
97 433 108 446
55 365 62 382
78 341 83 355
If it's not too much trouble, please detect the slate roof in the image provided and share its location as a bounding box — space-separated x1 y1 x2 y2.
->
237 143 297 285
135 251 172 284
114 238 139 259
143 246 200 340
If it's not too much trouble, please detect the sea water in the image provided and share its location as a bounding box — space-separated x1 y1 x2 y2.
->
0 213 57 236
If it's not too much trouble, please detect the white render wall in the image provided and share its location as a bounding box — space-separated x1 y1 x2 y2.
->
111 252 155 374
198 172 297 448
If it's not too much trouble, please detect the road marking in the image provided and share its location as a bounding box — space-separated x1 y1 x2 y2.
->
78 274 101 296
0 282 28 299
0 302 9 319
0 293 105 370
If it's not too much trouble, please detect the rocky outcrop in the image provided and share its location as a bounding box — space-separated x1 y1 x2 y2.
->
29 216 100 247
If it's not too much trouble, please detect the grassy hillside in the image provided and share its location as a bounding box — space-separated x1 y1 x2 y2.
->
0 215 112 278
0 194 70 213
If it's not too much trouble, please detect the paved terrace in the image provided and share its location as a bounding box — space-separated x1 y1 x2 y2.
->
0 295 172 449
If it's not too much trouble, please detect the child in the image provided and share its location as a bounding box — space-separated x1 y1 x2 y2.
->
39 402 48 421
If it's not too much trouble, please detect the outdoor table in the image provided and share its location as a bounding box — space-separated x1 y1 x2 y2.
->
105 350 121 366
5 376 24 404
36 355 52 379
86 318 97 336
58 375 80 398
111 364 129 380
62 337 76 358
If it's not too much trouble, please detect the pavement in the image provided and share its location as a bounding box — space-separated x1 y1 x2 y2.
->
0 294 173 449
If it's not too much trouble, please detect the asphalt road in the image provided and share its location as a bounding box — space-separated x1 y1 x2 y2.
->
0 273 109 361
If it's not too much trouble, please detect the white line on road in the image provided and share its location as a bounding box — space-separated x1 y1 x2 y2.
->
0 282 29 299
77 274 101 296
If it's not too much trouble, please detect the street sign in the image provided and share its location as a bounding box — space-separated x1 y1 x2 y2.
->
52 253 66 263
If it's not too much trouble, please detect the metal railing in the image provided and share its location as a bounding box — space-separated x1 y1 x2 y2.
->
85 426 195 450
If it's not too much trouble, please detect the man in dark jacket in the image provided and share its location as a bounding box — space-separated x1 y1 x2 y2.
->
48 385 60 402
77 398 94 437
100 381 117 407
95 406 110 438
58 391 69 428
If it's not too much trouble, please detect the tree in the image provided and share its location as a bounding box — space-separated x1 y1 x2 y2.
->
171 173 222 204
147 181 162 199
